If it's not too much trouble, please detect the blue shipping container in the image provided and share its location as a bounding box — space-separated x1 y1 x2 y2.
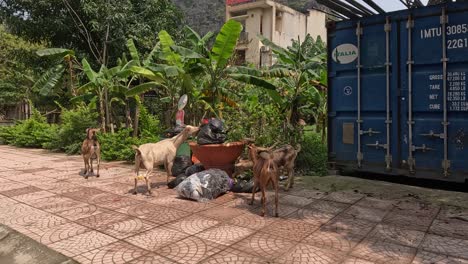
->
328 2 468 182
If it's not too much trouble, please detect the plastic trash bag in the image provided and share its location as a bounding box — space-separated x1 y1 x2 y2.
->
185 163 205 176
230 179 259 193
176 169 233 202
168 174 188 189
197 118 227 145
171 155 192 176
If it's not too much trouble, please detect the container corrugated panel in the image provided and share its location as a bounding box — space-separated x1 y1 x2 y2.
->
327 2 468 182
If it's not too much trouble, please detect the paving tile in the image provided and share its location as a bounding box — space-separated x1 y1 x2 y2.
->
118 203 190 224
208 192 239 205
355 197 395 211
61 187 104 200
32 196 87 213
260 218 320 242
159 236 226 264
233 232 296 260
75 211 129 229
195 224 255 246
319 215 377 241
228 213 273 230
351 240 417 264
276 243 345 264
127 253 178 264
322 192 364 204
0 185 41 197
73 241 148 264
200 206 247 221
412 250 468 264
365 224 426 248
39 222 90 245
55 204 107 221
383 212 434 232
303 230 360 253
125 226 189 251
286 208 337 226
305 199 351 215
12 190 56 203
276 195 316 208
49 230 117 257
165 215 220 235
343 205 389 222
200 247 268 264
421 234 468 260
96 216 156 239
95 182 135 195
429 218 468 240
247 203 300 218
341 257 376 264
286 188 326 199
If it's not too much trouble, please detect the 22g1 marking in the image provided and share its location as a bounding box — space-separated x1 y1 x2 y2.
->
448 38 468 49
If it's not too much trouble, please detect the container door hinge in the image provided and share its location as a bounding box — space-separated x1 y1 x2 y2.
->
366 141 387 150
360 128 381 136
407 157 416 174
420 130 445 139
411 144 434 152
357 152 363 168
385 155 392 171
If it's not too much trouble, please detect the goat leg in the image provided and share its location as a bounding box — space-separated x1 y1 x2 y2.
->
249 180 257 205
133 178 138 195
284 168 294 191
166 160 174 184
274 179 279 217
96 155 100 177
260 187 266 217
145 177 152 195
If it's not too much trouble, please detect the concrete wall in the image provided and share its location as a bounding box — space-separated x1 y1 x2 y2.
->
307 10 327 42
245 8 263 65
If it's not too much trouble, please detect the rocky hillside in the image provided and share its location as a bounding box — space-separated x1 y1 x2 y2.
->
172 0 320 35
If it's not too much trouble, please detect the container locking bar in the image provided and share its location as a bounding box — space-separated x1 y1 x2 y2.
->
356 22 363 168
407 15 416 174
385 17 392 171
411 144 434 153
420 130 445 139
360 128 381 136
441 8 450 177
366 141 388 150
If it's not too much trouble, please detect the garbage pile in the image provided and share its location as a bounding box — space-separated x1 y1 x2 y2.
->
176 169 233 202
197 118 227 145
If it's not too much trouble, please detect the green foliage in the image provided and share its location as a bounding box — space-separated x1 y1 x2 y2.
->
296 132 328 176
138 104 162 137
0 109 58 148
45 105 99 154
97 129 159 161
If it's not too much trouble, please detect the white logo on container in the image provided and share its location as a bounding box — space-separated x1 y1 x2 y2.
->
332 44 358 64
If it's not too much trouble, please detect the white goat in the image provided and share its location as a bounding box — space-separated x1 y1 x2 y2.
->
131 125 199 195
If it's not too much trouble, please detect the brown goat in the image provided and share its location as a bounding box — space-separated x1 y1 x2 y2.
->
249 146 280 217
132 125 199 195
81 128 100 179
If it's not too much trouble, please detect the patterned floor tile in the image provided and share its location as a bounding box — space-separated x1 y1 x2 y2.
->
287 208 337 226
55 204 106 221
159 236 226 264
421 234 468 259
73 241 148 264
0 182 29 192
49 231 117 257
12 190 56 203
341 257 376 264
196 224 255 246
343 205 389 222
355 197 394 211
228 213 273 230
277 195 316 208
125 226 189 251
166 215 220 235
0 185 42 197
233 232 296 259
200 247 269 264
303 230 360 253
365 224 426 248
430 218 468 240
260 218 319 242
127 253 178 264
276 243 345 264
320 215 377 241
286 189 326 199
383 212 434 232
97 217 156 239
305 200 351 214
118 203 190 224
75 211 129 229
39 222 90 245
200 206 247 221
322 192 364 204
351 240 417 264
412 250 468 264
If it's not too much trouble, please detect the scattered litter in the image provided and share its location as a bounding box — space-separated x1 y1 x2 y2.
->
176 169 232 202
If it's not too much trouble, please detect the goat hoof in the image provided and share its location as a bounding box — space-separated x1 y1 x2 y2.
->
96 174 100 178
260 212 265 217
133 191 137 195
84 175 88 180
275 213 279 217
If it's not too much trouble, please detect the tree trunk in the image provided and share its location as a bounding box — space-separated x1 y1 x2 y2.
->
133 95 142 137
99 93 106 133
125 100 132 129
104 88 111 133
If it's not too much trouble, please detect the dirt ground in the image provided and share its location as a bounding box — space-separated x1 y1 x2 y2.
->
294 174 468 209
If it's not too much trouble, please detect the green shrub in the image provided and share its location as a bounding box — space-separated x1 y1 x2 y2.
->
45 105 98 154
296 132 327 176
138 103 162 136
98 128 159 161
1 109 58 148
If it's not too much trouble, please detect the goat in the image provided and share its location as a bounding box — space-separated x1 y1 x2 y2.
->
81 128 101 179
249 145 280 217
131 125 199 195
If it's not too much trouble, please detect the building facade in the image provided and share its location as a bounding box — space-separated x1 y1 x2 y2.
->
226 0 326 67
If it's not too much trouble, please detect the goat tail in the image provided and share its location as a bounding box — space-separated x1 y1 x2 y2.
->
131 145 141 155
132 145 141 175
295 144 302 153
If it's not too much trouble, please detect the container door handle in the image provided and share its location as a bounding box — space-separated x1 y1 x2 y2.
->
411 144 434 153
360 128 381 136
419 130 444 139
366 141 388 150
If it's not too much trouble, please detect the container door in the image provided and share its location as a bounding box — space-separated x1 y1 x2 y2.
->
400 8 468 177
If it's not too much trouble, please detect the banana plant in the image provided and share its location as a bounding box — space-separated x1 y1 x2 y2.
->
33 48 79 97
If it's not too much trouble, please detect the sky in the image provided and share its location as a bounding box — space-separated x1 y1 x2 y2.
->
352 0 430 12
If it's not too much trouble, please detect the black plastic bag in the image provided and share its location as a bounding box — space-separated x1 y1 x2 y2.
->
197 119 227 145
162 125 185 138
185 163 205 176
171 155 192 176
231 180 259 193
168 174 188 189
